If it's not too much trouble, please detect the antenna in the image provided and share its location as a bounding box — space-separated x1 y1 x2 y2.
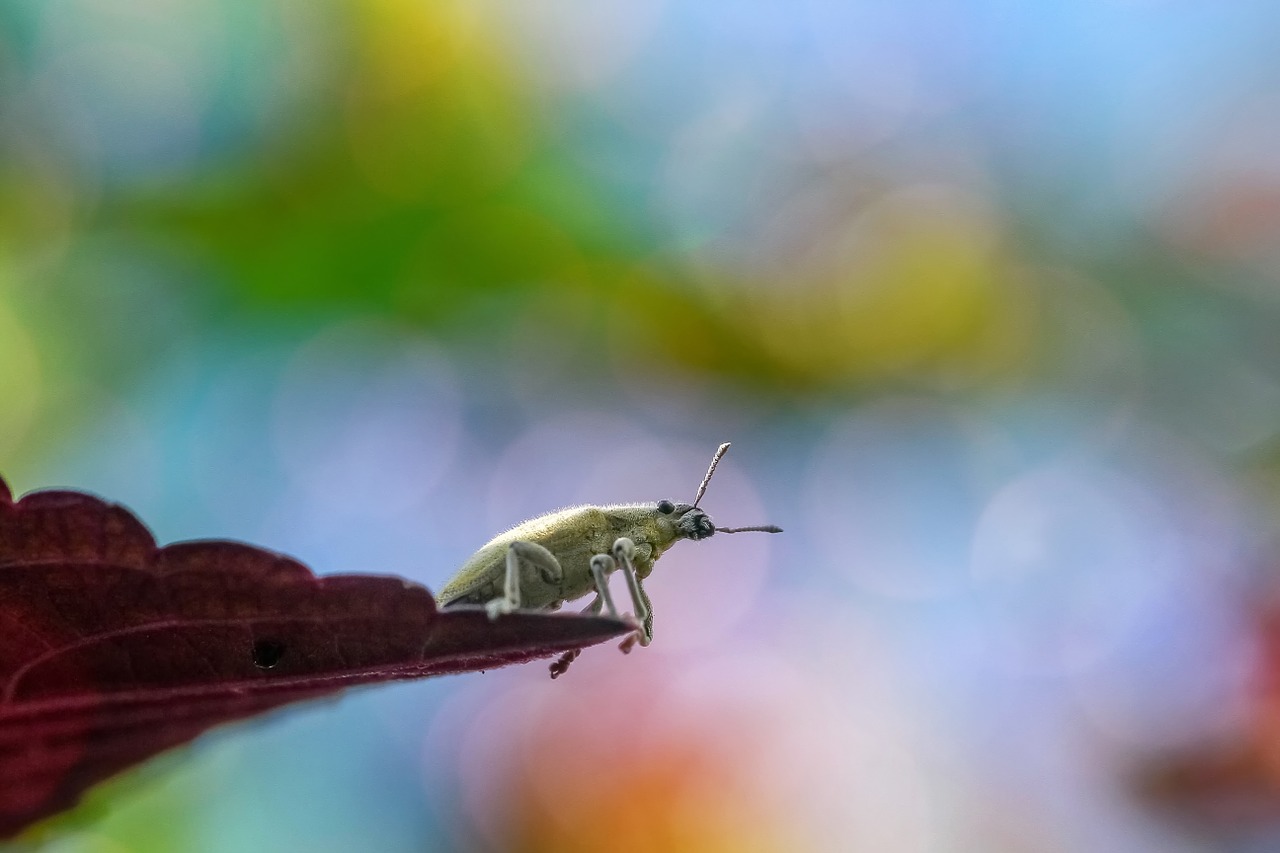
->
693 442 783 534
692 442 731 509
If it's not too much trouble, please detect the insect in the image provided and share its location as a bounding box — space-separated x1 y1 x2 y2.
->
436 442 782 677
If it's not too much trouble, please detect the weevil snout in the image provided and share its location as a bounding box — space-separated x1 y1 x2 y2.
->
678 507 716 541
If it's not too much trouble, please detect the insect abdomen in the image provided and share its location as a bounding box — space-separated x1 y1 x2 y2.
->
436 506 612 609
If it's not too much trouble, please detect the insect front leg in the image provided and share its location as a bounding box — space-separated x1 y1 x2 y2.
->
618 580 653 654
611 537 653 653
487 540 563 620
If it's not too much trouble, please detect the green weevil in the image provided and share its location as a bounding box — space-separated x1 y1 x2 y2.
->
436 443 781 677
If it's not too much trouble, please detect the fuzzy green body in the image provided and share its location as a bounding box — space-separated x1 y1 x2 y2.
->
436 504 679 610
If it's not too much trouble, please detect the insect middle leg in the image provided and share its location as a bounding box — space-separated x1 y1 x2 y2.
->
549 595 605 679
550 544 649 679
486 540 563 619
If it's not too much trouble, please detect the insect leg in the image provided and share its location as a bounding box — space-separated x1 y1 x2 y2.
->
618 581 654 654
549 652 577 678
486 540 562 620
612 537 653 653
549 596 605 679
589 554 619 617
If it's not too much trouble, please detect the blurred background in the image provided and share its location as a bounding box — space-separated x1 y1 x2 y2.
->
5 0 1280 850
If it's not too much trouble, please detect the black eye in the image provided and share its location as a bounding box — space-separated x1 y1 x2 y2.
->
657 500 675 514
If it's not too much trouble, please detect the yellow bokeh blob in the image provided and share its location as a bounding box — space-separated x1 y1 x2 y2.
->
741 184 1032 385
344 0 535 202
602 184 1040 393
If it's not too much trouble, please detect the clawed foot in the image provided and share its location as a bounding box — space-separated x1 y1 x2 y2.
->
485 598 516 620
619 631 652 654
618 613 646 654
549 649 580 678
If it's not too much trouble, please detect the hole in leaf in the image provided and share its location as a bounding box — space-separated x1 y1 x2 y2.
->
252 639 286 670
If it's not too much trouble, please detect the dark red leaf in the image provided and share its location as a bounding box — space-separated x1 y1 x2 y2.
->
0 476 630 839
1136 605 1280 829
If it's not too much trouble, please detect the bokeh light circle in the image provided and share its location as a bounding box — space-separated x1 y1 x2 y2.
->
970 462 1181 675
272 319 462 517
805 397 1006 599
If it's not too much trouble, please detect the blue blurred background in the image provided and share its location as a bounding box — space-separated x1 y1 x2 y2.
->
7 0 1280 850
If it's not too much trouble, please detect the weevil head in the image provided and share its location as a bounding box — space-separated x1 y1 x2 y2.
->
655 498 716 542
640 445 781 553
